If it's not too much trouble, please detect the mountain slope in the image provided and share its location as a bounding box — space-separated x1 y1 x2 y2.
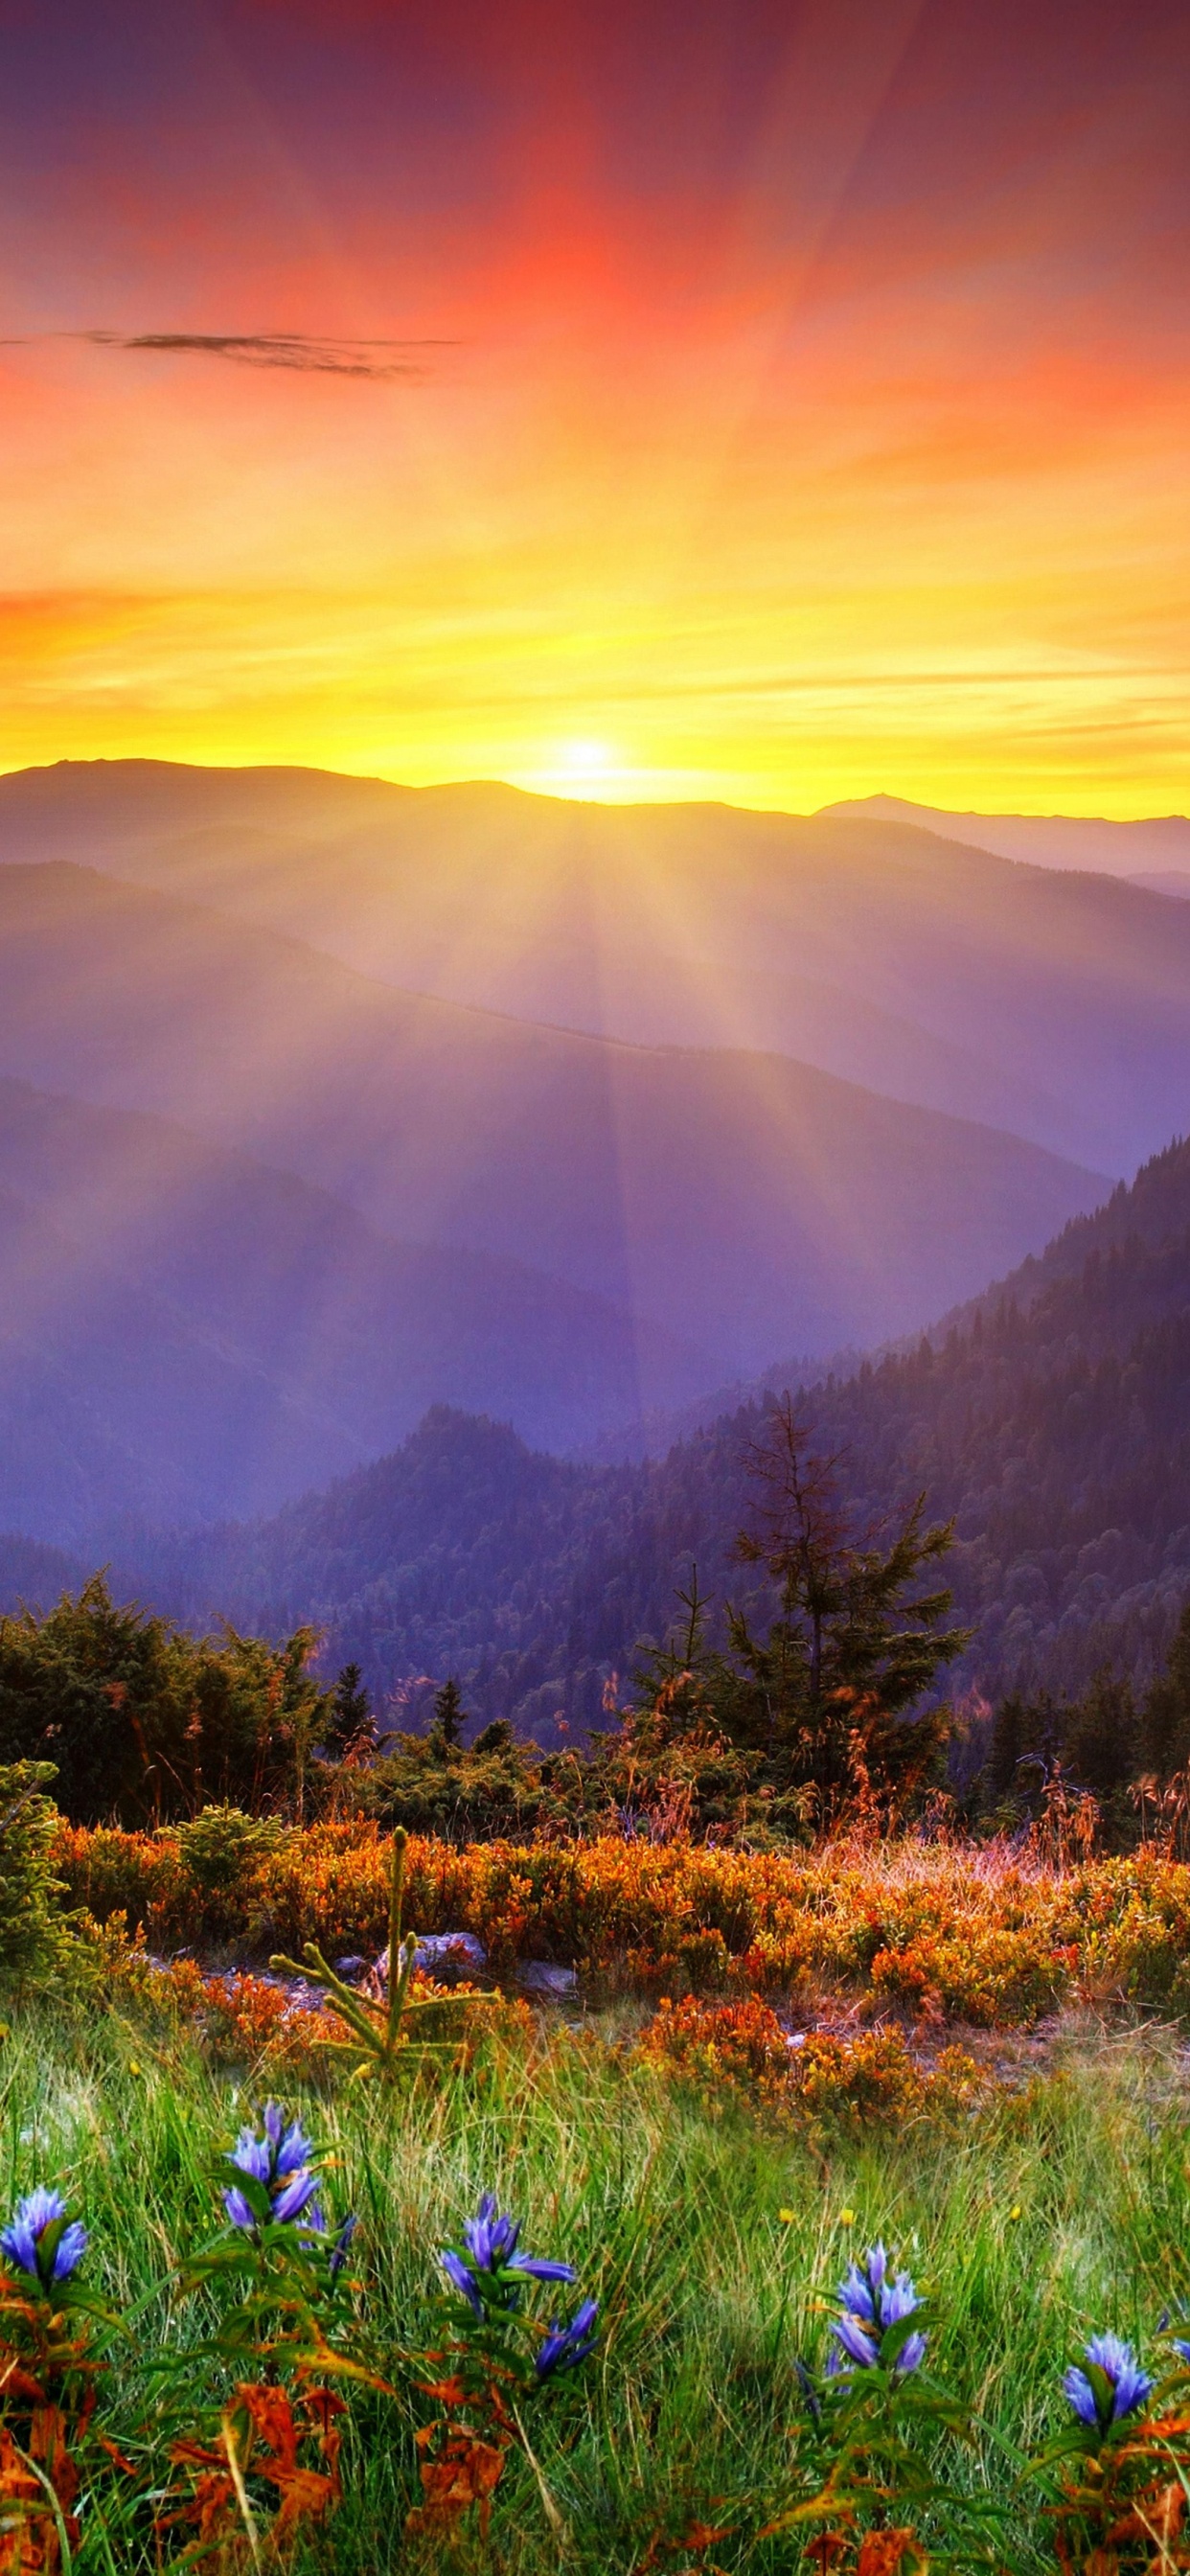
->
0 1080 718 1538
0 862 1103 1389
120 1138 1190 1735
824 794 1190 880
5 760 1190 1168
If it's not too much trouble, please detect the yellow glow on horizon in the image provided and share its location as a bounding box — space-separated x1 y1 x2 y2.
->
0 328 1186 823
1 0 1188 831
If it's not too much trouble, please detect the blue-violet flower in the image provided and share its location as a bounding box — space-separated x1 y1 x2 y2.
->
0 2188 87 2292
826 2242 927 2376
1064 2334 1153 2432
536 2298 600 2379
439 2192 576 2312
222 2103 325 2235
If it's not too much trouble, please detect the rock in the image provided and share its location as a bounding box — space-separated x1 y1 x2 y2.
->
373 1929 488 1985
332 1955 367 1981
515 1961 579 1998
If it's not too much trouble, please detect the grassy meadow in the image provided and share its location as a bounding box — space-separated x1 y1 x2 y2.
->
4 1966 1190 2572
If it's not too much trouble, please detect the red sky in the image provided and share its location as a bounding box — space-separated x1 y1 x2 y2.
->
1 0 1187 811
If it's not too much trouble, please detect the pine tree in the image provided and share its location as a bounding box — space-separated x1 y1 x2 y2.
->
428 1675 467 1760
1143 1601 1190 1780
323 1662 373 1760
697 1399 969 1816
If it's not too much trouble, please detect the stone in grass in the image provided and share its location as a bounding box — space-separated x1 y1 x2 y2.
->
515 1962 580 1999
372 1930 489 1986
333 1956 368 1981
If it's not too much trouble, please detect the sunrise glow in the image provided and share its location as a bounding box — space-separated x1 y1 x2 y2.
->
0 1 1187 816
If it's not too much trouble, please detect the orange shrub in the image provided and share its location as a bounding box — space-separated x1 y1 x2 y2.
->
794 2028 926 2133
637 1995 801 2105
868 1927 1069 2026
637 2003 984 2136
52 1823 1190 2030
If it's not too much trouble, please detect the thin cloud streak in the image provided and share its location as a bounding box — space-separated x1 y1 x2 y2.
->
2 332 449 380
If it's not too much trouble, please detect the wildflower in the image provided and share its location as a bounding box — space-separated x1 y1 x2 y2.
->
439 2192 576 2313
838 2209 857 2227
826 2242 927 2377
535 2298 599 2379
1064 2334 1153 2433
441 2247 483 2316
328 2214 358 2282
0 2188 87 2293
222 2102 325 2235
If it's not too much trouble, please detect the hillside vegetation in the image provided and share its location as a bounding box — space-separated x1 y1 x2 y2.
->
103 1138 1190 1737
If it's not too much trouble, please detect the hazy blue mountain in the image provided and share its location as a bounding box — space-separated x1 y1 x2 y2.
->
4 761 1190 1169
1129 872 1190 901
823 794 1190 880
0 862 1102 1399
118 1138 1190 1738
0 1079 715 1538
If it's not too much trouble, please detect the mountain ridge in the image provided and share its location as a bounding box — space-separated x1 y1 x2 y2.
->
0 859 1104 1397
3 759 1190 1172
0 1075 719 1537
105 1134 1190 1739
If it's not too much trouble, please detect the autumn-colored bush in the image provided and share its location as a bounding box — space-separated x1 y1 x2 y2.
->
50 1822 1190 2031
637 1994 800 2105
85 1906 529 2075
637 1998 989 2136
794 2027 928 2132
868 1926 1070 2026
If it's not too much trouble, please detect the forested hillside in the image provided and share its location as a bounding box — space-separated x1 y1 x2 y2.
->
104 1137 1190 1738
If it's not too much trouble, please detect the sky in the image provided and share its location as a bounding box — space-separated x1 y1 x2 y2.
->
1 0 1187 815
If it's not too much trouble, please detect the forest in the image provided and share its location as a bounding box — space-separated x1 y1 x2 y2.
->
37 1132 1190 1751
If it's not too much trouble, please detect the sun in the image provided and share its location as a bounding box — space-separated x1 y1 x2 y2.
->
557 739 615 778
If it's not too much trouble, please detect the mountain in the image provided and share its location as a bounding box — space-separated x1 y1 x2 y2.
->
117 1136 1190 1737
0 862 1102 1401
1129 873 1190 902
5 761 1190 1169
0 1079 714 1539
824 794 1190 881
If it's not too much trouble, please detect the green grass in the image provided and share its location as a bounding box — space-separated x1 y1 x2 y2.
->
0 2004 1186 2570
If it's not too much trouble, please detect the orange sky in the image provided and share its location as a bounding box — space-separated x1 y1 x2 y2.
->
1 0 1187 815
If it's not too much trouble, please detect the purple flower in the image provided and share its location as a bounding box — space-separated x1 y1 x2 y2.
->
0 2189 87 2292
229 2129 271 2187
272 2170 323 2228
439 2192 578 2316
328 2215 358 2282
275 2121 314 2181
441 2248 484 2315
1064 2334 1153 2432
464 2195 520 2271
221 2104 325 2237
536 2298 599 2379
827 2242 927 2376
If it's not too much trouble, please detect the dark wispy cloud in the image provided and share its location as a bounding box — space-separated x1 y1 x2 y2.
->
2 331 448 379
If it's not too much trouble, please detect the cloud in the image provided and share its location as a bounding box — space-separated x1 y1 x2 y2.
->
1 332 446 380
83 331 441 378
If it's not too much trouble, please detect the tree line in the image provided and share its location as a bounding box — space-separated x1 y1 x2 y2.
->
4 1401 1187 1851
